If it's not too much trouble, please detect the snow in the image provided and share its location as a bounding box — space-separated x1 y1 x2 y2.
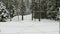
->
0 14 59 34
12 14 32 22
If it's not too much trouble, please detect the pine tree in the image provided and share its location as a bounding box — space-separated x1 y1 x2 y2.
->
4 0 16 21
46 0 57 19
0 2 9 22
39 0 40 21
30 0 41 21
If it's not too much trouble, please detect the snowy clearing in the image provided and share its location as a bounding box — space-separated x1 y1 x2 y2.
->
0 14 59 34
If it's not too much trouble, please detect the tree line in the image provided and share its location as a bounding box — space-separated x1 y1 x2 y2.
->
0 0 60 22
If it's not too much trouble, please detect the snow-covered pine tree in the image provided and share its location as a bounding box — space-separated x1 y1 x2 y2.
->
46 0 57 20
56 0 60 20
5 0 16 21
31 0 40 21
0 1 9 22
31 0 41 21
56 7 60 20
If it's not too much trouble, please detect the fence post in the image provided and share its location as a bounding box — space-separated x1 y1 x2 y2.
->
32 10 33 20
39 0 40 21
31 0 35 21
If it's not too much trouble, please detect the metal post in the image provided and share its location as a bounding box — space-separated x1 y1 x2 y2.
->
39 0 40 21
32 0 33 20
8 0 11 21
22 0 24 21
32 0 35 21
18 0 20 21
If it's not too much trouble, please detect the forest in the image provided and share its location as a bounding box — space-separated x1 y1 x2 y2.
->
0 0 60 22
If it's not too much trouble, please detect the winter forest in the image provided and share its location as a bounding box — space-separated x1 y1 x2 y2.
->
0 0 60 22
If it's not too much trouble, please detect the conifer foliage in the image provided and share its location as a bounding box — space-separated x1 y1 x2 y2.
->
0 2 9 22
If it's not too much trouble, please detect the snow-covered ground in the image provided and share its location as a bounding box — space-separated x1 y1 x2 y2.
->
0 14 59 34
